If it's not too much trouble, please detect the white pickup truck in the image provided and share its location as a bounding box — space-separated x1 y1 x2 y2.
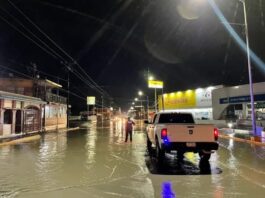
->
145 112 219 162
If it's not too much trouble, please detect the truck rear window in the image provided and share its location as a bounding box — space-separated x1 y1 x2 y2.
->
158 114 194 124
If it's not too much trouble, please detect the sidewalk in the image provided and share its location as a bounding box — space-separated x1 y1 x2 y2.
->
218 127 265 145
0 127 79 144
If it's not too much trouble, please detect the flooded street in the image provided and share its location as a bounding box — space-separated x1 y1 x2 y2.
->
0 120 265 198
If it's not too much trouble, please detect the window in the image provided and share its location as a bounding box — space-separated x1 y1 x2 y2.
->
159 113 194 124
4 109 12 124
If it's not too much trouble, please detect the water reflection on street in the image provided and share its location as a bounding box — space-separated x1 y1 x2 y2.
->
0 118 265 197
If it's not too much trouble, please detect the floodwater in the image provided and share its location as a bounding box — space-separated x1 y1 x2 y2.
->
0 119 265 198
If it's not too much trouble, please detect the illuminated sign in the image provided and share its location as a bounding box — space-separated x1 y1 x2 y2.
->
148 80 164 89
87 96 96 105
159 90 196 109
196 89 212 107
158 88 215 110
220 94 265 104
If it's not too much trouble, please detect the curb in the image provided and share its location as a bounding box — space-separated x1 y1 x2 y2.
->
58 127 80 133
44 127 80 133
0 135 41 147
219 134 265 147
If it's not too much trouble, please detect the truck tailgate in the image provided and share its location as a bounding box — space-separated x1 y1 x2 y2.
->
166 124 215 142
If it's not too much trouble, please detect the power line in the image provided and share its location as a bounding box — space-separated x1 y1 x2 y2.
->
0 7 68 63
0 7 101 94
7 0 110 97
0 14 59 60
0 64 33 79
0 63 88 103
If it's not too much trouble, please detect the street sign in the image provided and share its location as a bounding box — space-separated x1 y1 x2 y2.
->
87 96 96 105
148 80 164 89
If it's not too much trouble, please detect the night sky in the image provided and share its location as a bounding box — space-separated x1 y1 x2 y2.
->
0 0 265 113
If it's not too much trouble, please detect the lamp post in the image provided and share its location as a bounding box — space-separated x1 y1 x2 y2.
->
206 0 256 133
240 0 256 134
138 91 144 120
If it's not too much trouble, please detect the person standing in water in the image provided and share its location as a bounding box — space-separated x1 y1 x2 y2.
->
125 117 135 142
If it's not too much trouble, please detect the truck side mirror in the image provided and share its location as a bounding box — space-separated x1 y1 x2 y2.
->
144 120 149 124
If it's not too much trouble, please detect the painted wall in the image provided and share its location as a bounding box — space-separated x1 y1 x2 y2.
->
212 82 265 120
158 87 218 110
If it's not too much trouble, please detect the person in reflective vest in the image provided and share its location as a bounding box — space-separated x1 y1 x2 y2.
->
125 117 135 142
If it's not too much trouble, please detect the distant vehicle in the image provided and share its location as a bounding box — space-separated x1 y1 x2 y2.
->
80 111 97 122
145 112 219 162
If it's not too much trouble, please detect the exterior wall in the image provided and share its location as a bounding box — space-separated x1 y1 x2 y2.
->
212 82 265 120
0 91 45 137
43 103 67 131
0 78 68 135
0 78 34 96
158 86 222 120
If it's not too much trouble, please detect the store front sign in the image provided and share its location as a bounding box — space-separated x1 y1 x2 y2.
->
159 90 196 109
159 88 214 110
196 89 212 107
220 94 265 104
87 96 96 105
148 80 164 89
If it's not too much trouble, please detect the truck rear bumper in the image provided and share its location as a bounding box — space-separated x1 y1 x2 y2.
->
162 142 219 152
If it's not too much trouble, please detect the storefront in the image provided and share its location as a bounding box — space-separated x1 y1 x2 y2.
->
158 86 222 120
212 82 265 121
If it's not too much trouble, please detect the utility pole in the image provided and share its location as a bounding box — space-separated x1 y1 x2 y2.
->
31 63 39 98
161 88 165 111
241 0 256 134
101 95 103 123
146 95 149 120
66 64 72 128
154 88 157 112
67 69 70 128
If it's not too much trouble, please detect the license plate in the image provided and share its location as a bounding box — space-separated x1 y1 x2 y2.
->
186 142 196 147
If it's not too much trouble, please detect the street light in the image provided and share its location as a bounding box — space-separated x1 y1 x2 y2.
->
135 98 138 101
138 91 144 120
240 0 256 134
206 0 256 133
148 76 154 81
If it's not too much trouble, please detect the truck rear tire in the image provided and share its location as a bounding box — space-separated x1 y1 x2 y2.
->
199 151 211 161
155 140 165 162
177 151 184 161
147 137 152 152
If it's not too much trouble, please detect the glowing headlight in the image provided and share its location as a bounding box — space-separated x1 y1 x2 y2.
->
227 123 233 128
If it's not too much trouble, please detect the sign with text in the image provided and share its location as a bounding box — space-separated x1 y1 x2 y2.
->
158 88 215 110
87 96 96 105
196 89 212 107
158 90 196 109
148 80 164 89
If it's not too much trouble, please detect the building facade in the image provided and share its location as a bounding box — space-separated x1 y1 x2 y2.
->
0 91 45 137
212 82 265 121
158 86 222 120
0 78 67 136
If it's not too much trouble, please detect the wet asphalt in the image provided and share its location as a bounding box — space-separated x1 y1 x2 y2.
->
0 119 265 198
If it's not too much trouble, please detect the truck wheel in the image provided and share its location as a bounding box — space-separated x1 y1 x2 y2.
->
199 151 211 161
147 138 152 152
177 151 184 161
155 140 165 162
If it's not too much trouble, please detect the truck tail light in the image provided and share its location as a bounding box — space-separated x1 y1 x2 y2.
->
161 128 167 139
214 128 219 141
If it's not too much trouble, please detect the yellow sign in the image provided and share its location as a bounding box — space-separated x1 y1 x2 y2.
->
158 90 196 109
148 80 164 89
87 96 96 105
